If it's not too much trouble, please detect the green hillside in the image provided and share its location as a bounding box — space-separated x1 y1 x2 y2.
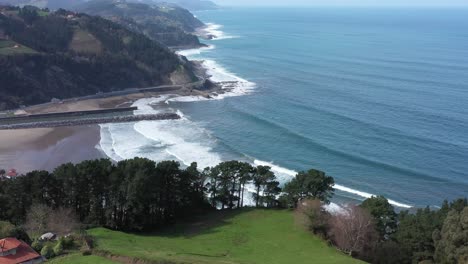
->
0 5 194 110
75 0 204 48
49 254 118 264
56 209 362 264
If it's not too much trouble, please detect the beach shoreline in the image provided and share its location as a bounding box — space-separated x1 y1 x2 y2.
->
0 56 235 173
0 125 103 173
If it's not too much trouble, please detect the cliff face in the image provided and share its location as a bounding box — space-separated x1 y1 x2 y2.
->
75 0 205 48
0 6 196 110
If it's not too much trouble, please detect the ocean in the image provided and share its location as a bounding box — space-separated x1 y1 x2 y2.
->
99 7 468 209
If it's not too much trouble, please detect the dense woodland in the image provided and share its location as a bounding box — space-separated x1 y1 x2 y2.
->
0 158 466 264
0 6 193 110
75 0 205 47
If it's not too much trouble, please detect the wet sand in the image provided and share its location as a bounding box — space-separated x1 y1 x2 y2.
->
0 66 221 173
0 125 103 173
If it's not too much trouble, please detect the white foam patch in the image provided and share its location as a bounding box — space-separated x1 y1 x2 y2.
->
176 45 215 57
99 122 172 162
253 160 412 208
204 23 239 40
324 202 345 215
165 60 256 103
333 185 412 209
203 59 256 98
113 97 223 169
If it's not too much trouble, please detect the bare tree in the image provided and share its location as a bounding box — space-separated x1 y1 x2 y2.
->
24 204 81 238
295 199 329 237
48 208 81 236
24 204 50 237
329 205 378 257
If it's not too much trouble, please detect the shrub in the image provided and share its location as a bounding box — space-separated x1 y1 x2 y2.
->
53 240 64 256
295 199 330 238
40 245 55 259
61 236 75 249
31 240 43 252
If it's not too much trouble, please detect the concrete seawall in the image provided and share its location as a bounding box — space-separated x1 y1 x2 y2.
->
0 113 180 130
0 107 139 123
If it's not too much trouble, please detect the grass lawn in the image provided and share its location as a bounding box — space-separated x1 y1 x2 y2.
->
69 30 102 54
87 209 363 264
0 40 37 55
49 253 118 264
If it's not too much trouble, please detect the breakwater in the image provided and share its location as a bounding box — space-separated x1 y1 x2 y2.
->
0 113 180 130
0 107 138 123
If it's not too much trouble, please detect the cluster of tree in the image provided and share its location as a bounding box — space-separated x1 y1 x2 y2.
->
0 0 87 10
1 157 466 263
297 196 468 263
0 158 336 232
75 0 204 47
0 6 191 110
0 159 207 231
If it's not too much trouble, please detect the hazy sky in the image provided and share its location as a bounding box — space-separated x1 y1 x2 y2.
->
213 0 468 7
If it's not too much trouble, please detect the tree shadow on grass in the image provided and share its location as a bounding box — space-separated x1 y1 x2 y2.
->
140 208 283 239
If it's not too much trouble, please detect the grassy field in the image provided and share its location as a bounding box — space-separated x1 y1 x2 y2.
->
0 40 37 55
69 30 102 54
77 209 362 264
49 254 117 264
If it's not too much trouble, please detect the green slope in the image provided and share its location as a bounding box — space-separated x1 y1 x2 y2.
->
84 209 362 264
49 254 118 264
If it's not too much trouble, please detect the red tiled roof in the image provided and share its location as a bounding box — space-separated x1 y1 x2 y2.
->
0 238 21 252
0 238 42 264
6 170 17 178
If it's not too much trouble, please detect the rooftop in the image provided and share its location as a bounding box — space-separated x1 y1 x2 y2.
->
0 238 43 264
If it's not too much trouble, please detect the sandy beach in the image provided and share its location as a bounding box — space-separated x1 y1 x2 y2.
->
0 125 103 173
0 77 223 173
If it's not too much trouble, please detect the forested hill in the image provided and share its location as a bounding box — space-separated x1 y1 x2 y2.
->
0 0 86 9
74 0 205 48
0 6 194 110
153 0 219 11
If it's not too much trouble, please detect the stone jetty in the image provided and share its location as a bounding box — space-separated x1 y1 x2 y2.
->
0 113 180 130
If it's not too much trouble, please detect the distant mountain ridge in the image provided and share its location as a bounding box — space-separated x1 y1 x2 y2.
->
0 5 198 110
0 0 219 11
75 0 205 48
136 0 219 11
0 0 86 9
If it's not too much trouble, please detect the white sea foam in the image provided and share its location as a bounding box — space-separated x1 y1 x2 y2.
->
204 23 239 40
324 203 345 215
166 59 256 103
139 97 222 168
253 160 412 208
203 59 256 97
176 44 215 57
98 22 411 209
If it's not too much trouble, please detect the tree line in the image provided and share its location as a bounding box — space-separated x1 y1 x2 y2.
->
297 195 467 264
0 158 466 264
0 158 321 231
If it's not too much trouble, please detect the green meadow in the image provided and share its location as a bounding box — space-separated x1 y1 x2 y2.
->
53 209 362 264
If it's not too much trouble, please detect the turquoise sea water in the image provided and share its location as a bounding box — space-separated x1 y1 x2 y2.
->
101 8 468 208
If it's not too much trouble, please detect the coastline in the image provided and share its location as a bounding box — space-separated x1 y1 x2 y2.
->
0 54 229 173
0 15 416 209
0 125 103 173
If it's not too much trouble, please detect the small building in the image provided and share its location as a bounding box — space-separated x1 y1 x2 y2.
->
50 98 61 104
13 110 28 117
6 169 17 179
39 233 56 242
0 238 44 264
0 29 6 40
